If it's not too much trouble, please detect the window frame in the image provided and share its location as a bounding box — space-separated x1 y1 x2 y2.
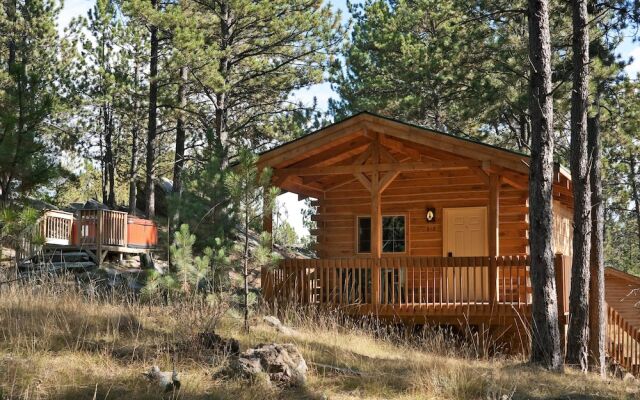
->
355 214 408 255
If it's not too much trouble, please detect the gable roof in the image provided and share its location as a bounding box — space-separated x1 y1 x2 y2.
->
257 111 572 203
260 111 529 160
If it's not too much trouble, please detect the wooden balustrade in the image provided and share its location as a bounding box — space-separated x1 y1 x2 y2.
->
40 210 74 246
77 209 127 247
269 255 535 312
608 307 640 375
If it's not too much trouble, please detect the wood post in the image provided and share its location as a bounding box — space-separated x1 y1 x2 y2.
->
488 174 500 305
262 198 274 302
371 132 381 307
96 209 103 268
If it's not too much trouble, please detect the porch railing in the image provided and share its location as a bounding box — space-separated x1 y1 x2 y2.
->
40 210 74 246
266 254 574 315
608 306 640 375
77 209 127 247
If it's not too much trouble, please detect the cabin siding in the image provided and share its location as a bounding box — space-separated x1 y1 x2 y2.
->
553 200 573 257
313 168 529 258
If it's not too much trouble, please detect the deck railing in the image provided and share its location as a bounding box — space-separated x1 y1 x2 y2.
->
608 306 640 375
268 255 539 311
77 209 127 247
40 210 74 246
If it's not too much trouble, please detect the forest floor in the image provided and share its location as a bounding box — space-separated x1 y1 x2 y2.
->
0 273 639 400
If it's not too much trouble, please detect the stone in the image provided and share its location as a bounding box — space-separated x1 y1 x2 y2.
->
263 315 295 336
142 366 181 393
230 343 307 387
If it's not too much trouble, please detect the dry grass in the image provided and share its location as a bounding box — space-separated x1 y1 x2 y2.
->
0 274 638 400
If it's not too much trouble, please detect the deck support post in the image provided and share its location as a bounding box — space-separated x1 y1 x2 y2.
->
371 132 382 309
262 196 274 303
488 174 500 305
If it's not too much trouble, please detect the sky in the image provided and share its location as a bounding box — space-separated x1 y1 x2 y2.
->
57 0 640 238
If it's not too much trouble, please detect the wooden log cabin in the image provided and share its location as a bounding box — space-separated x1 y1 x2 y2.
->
259 112 640 368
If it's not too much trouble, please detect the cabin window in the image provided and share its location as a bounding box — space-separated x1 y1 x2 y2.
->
357 216 371 253
357 215 406 253
382 216 405 253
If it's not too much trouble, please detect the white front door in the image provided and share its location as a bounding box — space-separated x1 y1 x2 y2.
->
443 207 488 302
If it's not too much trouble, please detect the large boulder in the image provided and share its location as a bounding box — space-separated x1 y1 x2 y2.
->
231 343 307 387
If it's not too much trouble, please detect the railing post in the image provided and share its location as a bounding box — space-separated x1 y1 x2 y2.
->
489 256 498 306
97 209 103 267
372 258 380 309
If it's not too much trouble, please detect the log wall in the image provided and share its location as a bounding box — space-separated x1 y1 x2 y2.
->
312 168 529 258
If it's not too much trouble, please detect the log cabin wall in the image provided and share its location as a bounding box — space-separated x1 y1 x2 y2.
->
313 168 529 258
553 200 573 257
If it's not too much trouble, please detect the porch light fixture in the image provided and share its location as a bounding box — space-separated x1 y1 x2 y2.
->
426 207 436 223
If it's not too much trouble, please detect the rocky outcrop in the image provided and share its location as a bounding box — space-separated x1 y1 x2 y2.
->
227 343 307 387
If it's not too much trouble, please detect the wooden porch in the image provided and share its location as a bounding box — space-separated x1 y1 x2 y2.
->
264 254 572 325
20 209 158 266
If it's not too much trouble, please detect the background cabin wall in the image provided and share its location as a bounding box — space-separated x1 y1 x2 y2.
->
553 200 574 257
312 168 529 258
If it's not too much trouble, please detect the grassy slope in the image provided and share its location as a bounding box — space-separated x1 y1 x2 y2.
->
0 278 638 400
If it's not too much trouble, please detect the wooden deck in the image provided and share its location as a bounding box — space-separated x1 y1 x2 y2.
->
19 209 157 266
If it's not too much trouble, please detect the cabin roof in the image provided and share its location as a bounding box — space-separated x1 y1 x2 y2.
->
257 111 572 203
259 111 529 159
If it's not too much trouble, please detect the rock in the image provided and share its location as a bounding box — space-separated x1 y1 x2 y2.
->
263 315 295 336
230 343 307 387
623 372 636 383
198 332 240 355
142 365 181 393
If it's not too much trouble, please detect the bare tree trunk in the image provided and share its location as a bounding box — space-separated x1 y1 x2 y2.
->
630 158 640 249
566 0 591 372
588 110 605 377
105 111 116 208
215 0 232 166
527 0 563 371
129 60 141 214
172 66 187 224
243 202 250 334
145 0 159 219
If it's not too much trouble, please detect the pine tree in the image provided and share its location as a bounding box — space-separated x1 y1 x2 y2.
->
527 0 563 371
0 0 66 204
566 0 591 372
225 147 278 333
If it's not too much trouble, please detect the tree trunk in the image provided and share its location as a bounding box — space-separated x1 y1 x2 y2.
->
630 158 640 249
105 110 116 208
243 204 250 334
129 57 141 214
566 0 591 372
172 66 187 221
215 0 231 165
145 0 159 219
587 110 605 377
527 0 563 371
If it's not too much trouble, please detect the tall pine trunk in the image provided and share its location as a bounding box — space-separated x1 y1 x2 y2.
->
215 0 231 166
129 54 141 214
527 0 563 371
105 110 115 208
566 0 591 372
145 0 159 219
172 66 187 204
588 107 605 376
630 158 640 248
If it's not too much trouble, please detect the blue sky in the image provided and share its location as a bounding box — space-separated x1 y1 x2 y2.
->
57 0 640 238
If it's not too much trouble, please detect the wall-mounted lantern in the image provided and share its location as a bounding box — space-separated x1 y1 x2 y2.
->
426 207 436 223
